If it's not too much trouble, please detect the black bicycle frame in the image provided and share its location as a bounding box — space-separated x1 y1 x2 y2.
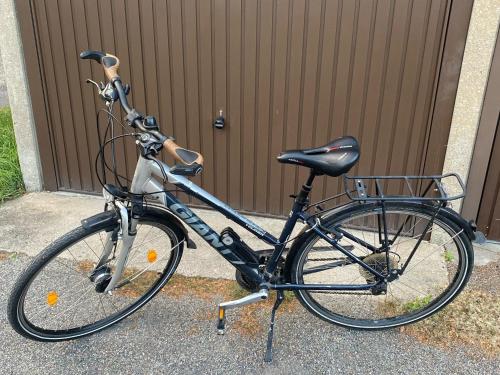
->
144 158 385 291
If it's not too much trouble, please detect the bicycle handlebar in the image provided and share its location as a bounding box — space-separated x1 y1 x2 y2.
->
80 50 120 81
80 50 151 130
80 50 204 168
113 79 133 115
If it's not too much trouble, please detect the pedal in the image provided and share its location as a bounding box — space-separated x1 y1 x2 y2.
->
217 306 226 335
215 289 268 334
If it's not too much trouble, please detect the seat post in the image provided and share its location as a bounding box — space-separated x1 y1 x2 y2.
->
304 169 316 188
295 170 316 207
266 169 316 274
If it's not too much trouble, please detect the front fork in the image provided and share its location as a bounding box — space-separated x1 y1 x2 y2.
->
97 200 138 293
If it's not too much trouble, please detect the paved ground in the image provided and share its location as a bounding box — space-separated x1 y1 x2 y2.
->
1 192 498 277
0 192 307 280
0 192 499 374
0 255 498 375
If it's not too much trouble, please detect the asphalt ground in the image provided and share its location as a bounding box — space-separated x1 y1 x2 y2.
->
0 254 498 375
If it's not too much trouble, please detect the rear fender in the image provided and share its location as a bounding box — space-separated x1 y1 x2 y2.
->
282 201 476 282
433 205 476 242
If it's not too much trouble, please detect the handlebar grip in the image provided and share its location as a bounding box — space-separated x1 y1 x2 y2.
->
163 139 204 166
102 54 120 80
80 50 105 62
80 50 120 80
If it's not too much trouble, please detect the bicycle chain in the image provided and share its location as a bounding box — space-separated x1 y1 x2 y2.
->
306 257 373 295
307 257 351 262
308 290 373 295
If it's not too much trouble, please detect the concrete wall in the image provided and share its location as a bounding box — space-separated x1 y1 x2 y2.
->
0 49 9 108
0 0 42 191
0 50 5 84
443 0 500 210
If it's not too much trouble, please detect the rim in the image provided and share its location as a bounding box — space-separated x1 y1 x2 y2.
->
295 206 469 328
16 221 180 339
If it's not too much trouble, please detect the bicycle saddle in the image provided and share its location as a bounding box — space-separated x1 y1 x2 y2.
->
277 136 360 177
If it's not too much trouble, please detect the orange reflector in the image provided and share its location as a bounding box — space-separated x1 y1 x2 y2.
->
147 249 157 263
47 291 58 306
219 308 225 320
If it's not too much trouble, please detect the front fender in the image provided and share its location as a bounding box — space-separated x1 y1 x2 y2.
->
143 203 197 249
81 204 197 249
81 210 118 231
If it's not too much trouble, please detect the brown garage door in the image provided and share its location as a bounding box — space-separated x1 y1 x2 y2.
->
477 122 500 241
463 31 500 241
17 0 472 216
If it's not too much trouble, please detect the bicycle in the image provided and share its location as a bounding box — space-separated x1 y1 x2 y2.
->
8 50 476 362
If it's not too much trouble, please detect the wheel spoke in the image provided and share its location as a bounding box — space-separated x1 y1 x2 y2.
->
16 219 181 338
295 205 469 326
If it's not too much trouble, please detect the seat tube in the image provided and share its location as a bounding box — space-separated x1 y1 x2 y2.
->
266 171 316 274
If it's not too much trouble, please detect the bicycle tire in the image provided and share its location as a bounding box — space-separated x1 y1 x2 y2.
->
289 201 474 330
8 210 184 341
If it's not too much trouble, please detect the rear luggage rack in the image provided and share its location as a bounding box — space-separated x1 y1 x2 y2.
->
343 173 466 202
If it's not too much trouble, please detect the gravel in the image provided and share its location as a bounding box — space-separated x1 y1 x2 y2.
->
1 255 498 375
468 260 500 294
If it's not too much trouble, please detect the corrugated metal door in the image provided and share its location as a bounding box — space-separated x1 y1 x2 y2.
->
477 123 500 241
463 31 500 241
17 0 472 216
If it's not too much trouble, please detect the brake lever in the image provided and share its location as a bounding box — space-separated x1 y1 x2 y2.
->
86 79 102 91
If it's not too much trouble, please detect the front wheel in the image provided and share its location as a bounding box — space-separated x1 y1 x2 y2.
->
8 209 184 341
289 202 474 330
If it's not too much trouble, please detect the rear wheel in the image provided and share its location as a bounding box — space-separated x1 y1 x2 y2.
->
8 210 183 341
290 202 473 329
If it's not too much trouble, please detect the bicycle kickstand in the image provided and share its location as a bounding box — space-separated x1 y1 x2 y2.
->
264 290 285 363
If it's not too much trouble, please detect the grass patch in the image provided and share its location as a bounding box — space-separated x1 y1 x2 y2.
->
0 250 11 261
78 261 299 337
402 294 433 313
400 290 500 357
443 250 454 262
0 250 20 262
0 107 24 202
163 274 298 337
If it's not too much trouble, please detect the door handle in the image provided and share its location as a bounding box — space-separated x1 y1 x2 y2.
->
214 110 225 129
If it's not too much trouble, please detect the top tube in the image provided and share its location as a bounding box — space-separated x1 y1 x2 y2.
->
147 156 280 246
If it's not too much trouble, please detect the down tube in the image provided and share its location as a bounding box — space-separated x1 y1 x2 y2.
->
161 191 263 284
